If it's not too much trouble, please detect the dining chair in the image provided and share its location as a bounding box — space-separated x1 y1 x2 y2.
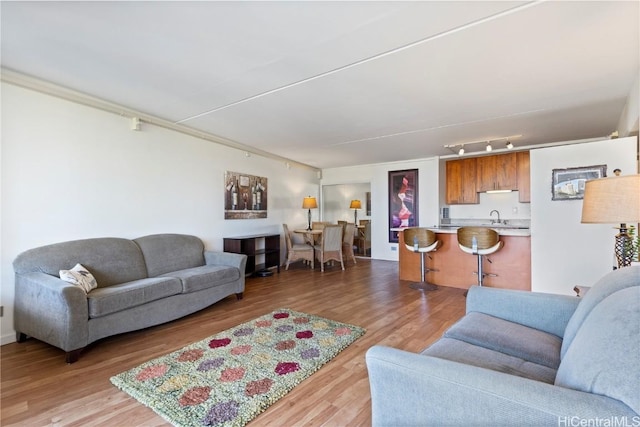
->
282 224 314 270
313 225 344 272
355 222 371 256
311 221 327 244
342 222 357 265
312 221 328 230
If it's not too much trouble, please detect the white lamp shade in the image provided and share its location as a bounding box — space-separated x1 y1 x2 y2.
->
581 175 640 224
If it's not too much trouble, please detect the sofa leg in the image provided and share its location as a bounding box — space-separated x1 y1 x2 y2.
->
236 292 244 300
65 349 82 364
16 332 28 342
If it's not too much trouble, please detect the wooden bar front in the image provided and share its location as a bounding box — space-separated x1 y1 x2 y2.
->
398 231 531 291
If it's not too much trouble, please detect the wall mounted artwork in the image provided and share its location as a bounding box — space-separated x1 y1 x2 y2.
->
388 169 418 242
224 171 268 219
551 165 606 201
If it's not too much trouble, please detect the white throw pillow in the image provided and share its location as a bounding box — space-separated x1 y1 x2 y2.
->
59 263 97 293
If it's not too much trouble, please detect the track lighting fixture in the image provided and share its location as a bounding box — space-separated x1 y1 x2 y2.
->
444 134 521 156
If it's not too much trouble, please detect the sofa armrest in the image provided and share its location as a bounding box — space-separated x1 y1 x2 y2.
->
465 286 580 337
365 346 637 426
204 251 247 271
14 272 88 351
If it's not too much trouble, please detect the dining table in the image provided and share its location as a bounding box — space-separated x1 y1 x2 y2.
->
293 228 323 245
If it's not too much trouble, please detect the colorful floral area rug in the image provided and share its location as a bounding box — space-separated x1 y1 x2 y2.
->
110 308 366 427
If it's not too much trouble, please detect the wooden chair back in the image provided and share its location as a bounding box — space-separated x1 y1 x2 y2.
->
457 227 500 250
403 228 437 249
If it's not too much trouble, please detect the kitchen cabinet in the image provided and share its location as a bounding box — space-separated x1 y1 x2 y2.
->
516 151 531 202
445 158 478 204
476 152 517 192
446 151 530 204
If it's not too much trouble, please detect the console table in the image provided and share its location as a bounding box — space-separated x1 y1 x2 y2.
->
223 233 280 276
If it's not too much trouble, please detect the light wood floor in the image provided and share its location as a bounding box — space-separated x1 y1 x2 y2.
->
1 258 467 427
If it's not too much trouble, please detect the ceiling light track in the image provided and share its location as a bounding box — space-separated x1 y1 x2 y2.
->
444 135 522 156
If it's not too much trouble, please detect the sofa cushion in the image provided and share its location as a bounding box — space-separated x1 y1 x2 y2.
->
134 234 205 277
161 265 241 293
422 337 557 384
87 277 182 318
561 266 640 358
444 312 562 369
555 286 640 414
13 237 148 287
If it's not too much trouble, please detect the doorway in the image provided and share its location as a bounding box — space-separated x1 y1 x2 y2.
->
321 183 371 257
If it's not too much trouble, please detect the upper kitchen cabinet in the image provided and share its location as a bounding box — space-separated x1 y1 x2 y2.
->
476 153 517 192
446 158 478 204
516 151 531 203
446 151 531 205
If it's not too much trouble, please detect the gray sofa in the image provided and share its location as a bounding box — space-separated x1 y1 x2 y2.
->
13 233 247 363
366 266 639 426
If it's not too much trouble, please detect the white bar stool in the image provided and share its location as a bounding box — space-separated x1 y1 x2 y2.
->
457 227 503 287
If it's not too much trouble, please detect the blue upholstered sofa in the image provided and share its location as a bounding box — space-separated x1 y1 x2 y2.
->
366 266 639 426
13 234 247 363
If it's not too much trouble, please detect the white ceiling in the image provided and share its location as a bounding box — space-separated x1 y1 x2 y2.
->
2 1 638 169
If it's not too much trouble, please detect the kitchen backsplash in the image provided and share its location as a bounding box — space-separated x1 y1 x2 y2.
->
444 191 532 222
441 217 531 229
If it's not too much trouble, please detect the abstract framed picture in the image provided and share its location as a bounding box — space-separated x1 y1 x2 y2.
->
388 169 418 242
551 164 606 201
224 171 268 219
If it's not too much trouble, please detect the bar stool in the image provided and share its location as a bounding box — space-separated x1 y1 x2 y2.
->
403 228 441 291
457 227 503 287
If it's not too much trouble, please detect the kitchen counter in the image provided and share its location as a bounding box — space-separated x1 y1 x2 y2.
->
426 226 531 237
397 227 531 291
391 225 531 237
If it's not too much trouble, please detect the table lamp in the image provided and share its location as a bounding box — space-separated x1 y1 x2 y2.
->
302 196 318 230
581 174 640 268
350 199 361 224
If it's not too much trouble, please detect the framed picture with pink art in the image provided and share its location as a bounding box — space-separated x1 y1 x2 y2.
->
388 169 418 243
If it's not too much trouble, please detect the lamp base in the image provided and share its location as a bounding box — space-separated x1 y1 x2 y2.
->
614 224 633 268
307 209 312 231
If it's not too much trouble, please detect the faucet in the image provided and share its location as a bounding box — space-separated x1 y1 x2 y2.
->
490 210 501 224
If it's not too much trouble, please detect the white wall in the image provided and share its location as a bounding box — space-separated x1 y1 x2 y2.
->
0 82 320 344
322 158 440 261
530 137 637 295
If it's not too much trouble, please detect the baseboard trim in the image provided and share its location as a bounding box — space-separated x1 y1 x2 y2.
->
1 332 17 346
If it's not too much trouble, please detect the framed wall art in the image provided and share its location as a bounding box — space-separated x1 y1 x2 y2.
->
224 171 268 219
388 169 418 242
551 164 606 201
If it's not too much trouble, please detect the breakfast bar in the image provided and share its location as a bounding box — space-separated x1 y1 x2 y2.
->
398 226 531 291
